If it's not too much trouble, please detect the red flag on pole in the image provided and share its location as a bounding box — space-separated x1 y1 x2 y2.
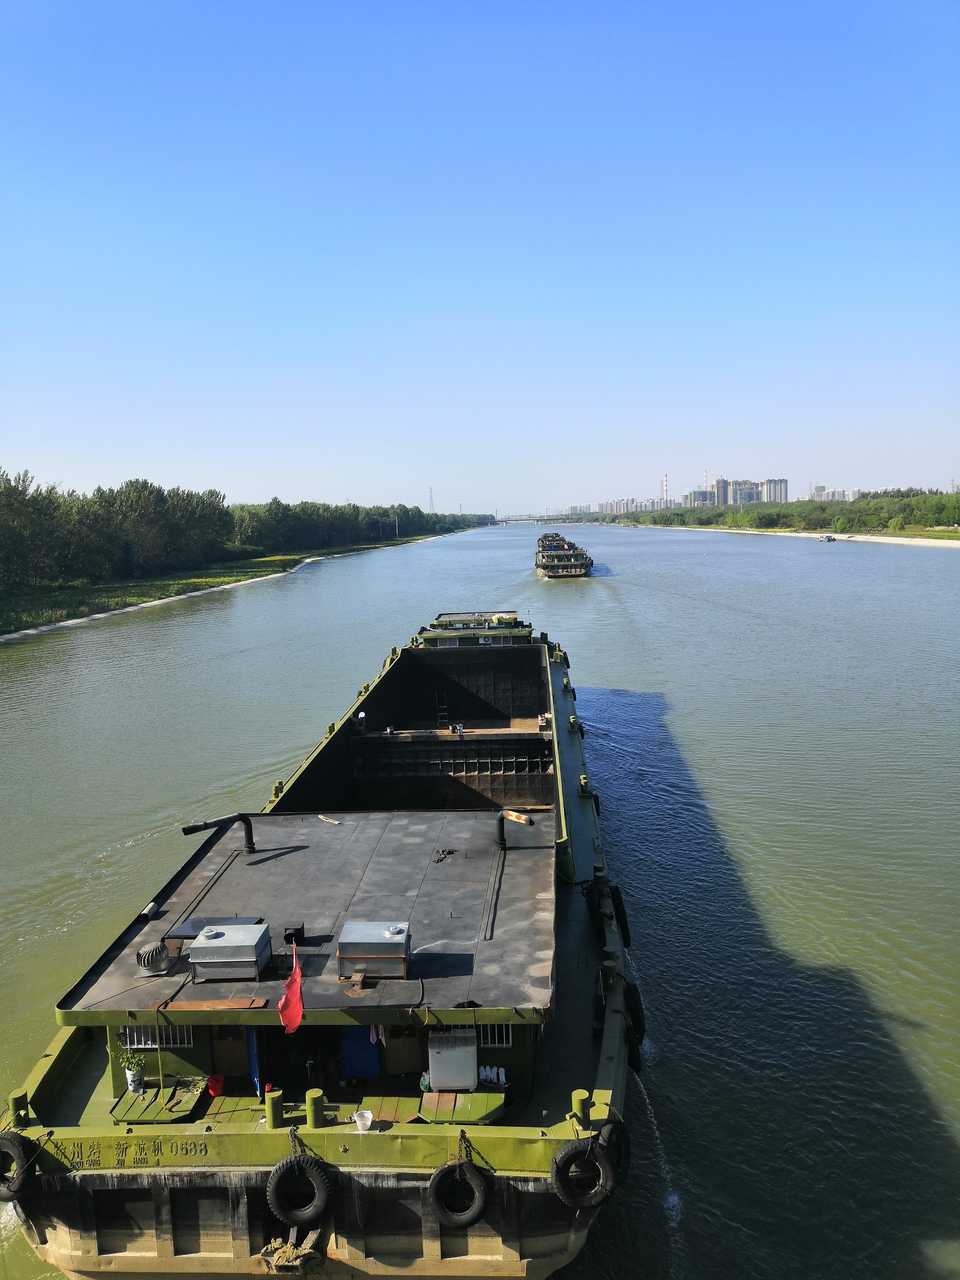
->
278 942 303 1034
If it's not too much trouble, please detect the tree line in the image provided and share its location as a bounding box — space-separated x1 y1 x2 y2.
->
647 488 960 532
577 489 960 534
0 469 493 591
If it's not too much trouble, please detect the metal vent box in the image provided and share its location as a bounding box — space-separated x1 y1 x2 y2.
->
337 921 410 980
188 923 272 982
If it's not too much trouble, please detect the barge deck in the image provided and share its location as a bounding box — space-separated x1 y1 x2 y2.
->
2 612 638 1280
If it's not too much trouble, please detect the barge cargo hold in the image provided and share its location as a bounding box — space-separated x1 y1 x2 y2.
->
1 611 639 1279
534 535 593 578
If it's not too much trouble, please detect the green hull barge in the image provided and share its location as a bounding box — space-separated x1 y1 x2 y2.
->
1 612 640 1279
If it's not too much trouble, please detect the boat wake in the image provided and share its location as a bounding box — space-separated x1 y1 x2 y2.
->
624 951 685 1275
632 1067 686 1277
0 1200 18 1250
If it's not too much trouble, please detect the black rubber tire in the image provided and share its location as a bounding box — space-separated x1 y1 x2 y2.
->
265 1155 331 1228
0 1132 32 1205
598 1120 631 1179
609 884 632 948
427 1160 487 1228
624 980 646 1044
628 1038 644 1074
550 1139 616 1209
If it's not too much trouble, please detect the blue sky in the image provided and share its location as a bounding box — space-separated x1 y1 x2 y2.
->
2 2 957 511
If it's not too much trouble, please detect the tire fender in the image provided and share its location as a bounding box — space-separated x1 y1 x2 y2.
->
598 1120 631 1178
609 884 632 948
427 1160 487 1228
265 1154 331 1228
550 1138 616 1209
0 1133 34 1205
624 980 646 1044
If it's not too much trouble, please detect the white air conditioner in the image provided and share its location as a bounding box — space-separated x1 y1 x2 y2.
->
428 1029 478 1091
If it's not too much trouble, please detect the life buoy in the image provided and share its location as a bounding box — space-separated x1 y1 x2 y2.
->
0 1132 33 1205
609 884 631 948
265 1154 332 1227
550 1138 615 1209
427 1160 486 1228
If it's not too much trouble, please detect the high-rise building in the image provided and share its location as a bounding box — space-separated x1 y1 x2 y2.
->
761 478 789 503
730 480 761 505
714 477 730 506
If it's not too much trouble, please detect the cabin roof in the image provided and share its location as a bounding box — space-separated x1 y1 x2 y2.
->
57 809 556 1021
432 611 520 624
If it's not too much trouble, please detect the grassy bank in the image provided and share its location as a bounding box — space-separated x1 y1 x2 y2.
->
894 526 960 540
1 536 435 637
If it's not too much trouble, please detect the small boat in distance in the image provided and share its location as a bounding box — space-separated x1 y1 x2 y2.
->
818 534 837 543
535 533 593 577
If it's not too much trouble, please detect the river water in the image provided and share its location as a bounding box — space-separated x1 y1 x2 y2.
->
1 524 959 1280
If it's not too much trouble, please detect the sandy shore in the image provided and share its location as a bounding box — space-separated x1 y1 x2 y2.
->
662 526 960 549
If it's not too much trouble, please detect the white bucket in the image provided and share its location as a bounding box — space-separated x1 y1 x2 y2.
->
353 1109 373 1133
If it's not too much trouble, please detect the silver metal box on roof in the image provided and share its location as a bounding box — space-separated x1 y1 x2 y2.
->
337 921 410 980
188 922 272 983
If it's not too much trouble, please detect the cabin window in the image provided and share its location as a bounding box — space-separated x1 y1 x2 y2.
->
479 1023 513 1048
453 1024 513 1048
120 1024 194 1050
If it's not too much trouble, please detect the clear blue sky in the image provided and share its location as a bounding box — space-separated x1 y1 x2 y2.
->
2 2 957 511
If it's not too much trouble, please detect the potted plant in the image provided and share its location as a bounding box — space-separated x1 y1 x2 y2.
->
119 1046 146 1094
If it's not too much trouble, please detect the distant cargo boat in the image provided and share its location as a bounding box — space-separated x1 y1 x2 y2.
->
535 533 593 578
1 611 639 1280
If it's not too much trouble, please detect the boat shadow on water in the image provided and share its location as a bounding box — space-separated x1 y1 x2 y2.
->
558 688 960 1280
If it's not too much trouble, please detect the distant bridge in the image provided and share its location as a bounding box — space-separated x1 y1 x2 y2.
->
498 516 584 524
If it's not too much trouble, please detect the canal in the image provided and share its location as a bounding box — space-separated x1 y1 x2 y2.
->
1 523 958 1279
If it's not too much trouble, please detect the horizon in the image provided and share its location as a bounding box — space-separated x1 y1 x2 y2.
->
2 3 957 509
6 461 956 518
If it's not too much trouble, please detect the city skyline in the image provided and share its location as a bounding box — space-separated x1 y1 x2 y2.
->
539 475 891 519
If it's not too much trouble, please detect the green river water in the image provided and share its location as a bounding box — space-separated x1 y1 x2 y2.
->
1 523 958 1279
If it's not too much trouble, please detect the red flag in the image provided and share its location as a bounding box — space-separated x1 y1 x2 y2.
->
278 943 303 1034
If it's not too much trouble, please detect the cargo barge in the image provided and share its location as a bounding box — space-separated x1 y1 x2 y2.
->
1 611 640 1279
535 535 593 578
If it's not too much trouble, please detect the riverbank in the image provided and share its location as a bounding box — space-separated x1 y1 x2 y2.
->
641 525 960 549
0 535 438 641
